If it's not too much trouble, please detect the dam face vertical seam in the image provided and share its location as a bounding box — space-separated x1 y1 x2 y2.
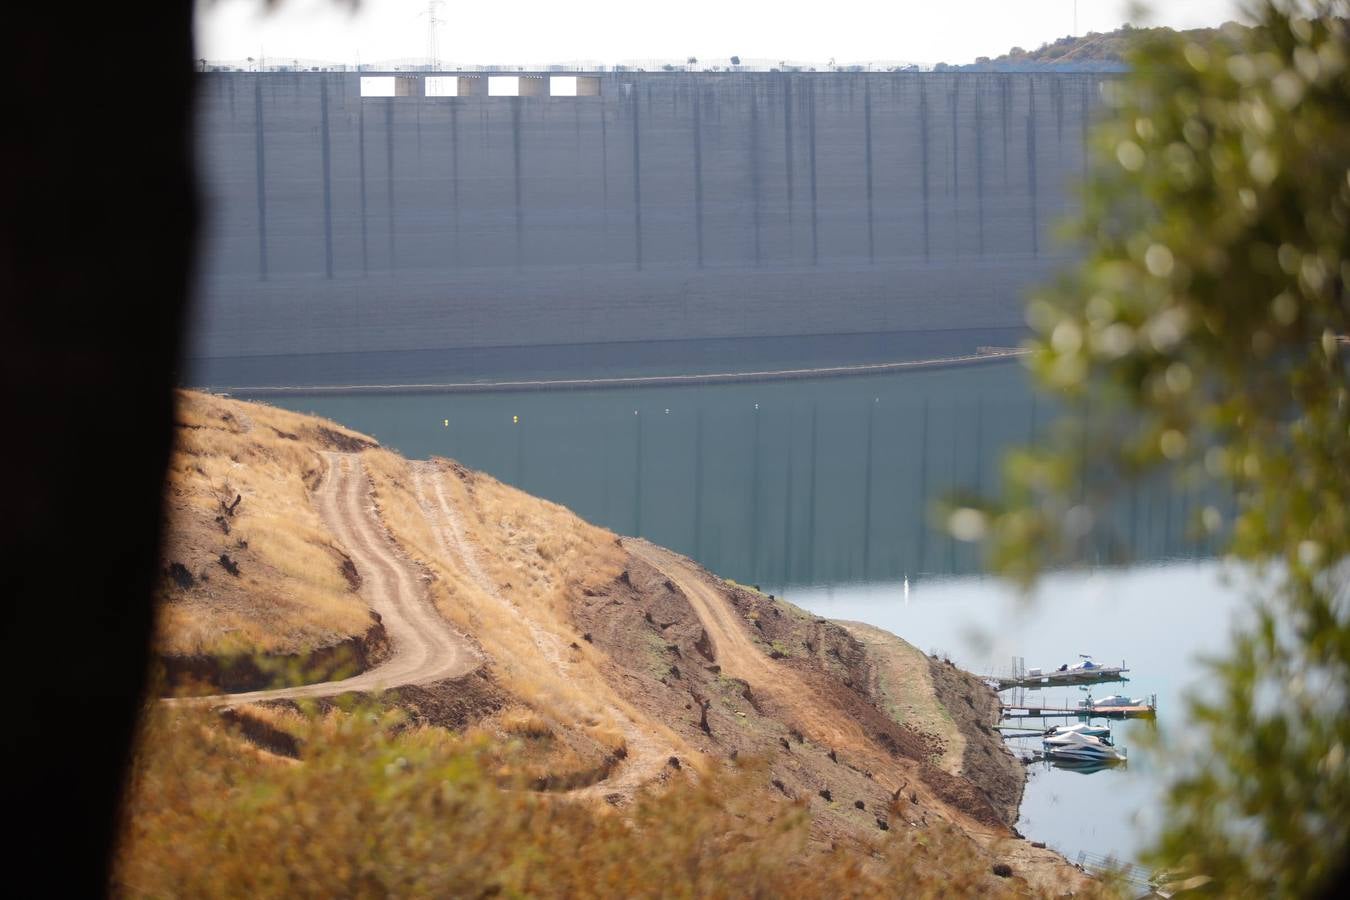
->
320 78 333 279
254 77 268 280
386 99 396 270
919 79 930 264
1054 75 1065 145
783 75 794 226
864 79 875 264
950 77 960 256
1027 77 1039 258
974 79 985 257
808 80 818 266
631 88 643 271
1081 78 1092 193
512 98 524 269
449 101 460 264
359 100 368 275
693 86 704 268
600 102 609 242
1000 76 1011 185
750 85 762 266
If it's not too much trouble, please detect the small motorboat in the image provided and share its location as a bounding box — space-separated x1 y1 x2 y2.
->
1045 722 1112 742
1039 654 1128 679
1078 693 1147 710
1041 731 1127 762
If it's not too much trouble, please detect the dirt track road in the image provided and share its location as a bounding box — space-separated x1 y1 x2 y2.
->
412 461 676 799
626 540 905 782
169 453 479 705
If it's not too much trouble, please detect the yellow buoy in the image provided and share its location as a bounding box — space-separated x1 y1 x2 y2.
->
513 415 519 424
443 418 449 428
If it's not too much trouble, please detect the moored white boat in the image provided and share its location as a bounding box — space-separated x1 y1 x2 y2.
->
1028 655 1129 682
1046 722 1113 742
1078 693 1149 710
1041 730 1127 762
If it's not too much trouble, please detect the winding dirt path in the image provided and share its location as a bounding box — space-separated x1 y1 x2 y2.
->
411 461 675 799
626 540 888 767
169 453 479 705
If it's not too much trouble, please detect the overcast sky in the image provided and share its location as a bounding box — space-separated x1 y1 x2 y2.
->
198 0 1245 68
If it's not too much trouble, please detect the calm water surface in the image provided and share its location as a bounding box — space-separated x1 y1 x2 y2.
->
258 360 1245 863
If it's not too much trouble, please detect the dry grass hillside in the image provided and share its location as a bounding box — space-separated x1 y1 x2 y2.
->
156 394 386 690
127 391 1107 897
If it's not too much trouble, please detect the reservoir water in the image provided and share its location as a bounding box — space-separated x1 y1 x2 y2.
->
254 359 1244 864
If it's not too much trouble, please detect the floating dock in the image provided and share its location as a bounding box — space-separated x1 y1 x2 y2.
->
987 669 1130 691
983 656 1130 691
1001 700 1157 720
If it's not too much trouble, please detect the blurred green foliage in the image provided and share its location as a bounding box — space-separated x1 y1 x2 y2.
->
115 702 1011 898
960 2 1349 894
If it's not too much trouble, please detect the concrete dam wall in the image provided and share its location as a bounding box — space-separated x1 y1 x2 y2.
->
190 70 1108 384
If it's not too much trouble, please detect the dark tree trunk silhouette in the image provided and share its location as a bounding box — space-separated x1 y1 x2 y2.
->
3 3 196 893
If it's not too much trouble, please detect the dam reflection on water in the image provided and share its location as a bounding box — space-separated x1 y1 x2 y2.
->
261 359 1214 591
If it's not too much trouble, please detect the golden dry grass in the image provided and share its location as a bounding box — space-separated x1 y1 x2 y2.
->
116 702 1059 899
156 392 376 657
362 450 688 765
498 705 555 739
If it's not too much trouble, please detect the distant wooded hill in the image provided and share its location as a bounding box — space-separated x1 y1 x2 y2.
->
950 23 1229 70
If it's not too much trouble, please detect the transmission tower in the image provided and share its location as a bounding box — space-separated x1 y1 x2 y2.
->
422 0 446 71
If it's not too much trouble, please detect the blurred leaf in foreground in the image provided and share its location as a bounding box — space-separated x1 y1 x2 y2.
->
966 2 1349 895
